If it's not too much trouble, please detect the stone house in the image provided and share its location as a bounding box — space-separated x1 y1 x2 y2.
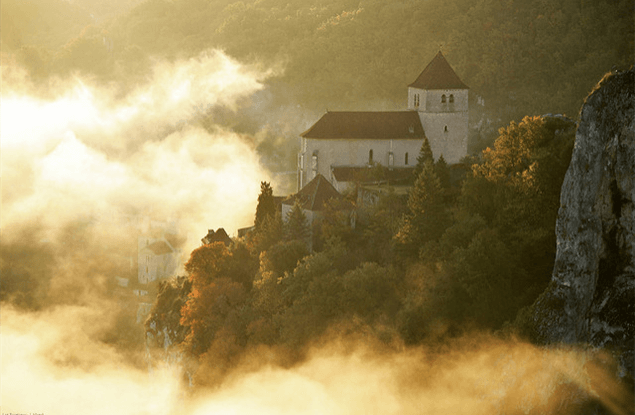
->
137 233 182 285
282 173 354 249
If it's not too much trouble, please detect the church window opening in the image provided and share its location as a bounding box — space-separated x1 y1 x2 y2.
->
405 152 409 165
311 151 318 177
414 94 420 107
444 125 448 132
449 94 454 103
441 94 446 103
369 149 373 164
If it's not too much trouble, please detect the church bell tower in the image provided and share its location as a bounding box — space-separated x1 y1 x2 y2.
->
408 52 469 163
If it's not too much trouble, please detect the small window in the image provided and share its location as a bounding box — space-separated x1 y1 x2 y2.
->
444 125 448 132
449 94 454 103
369 149 373 164
405 152 409 165
441 94 446 103
414 94 420 107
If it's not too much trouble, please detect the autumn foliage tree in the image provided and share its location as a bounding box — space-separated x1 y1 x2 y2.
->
180 242 250 357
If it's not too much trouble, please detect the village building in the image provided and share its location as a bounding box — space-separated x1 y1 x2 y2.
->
282 173 354 250
298 51 468 190
201 228 232 246
137 232 182 285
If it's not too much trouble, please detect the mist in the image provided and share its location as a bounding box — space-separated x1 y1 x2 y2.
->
0 3 632 415
4 302 631 414
2 49 275 251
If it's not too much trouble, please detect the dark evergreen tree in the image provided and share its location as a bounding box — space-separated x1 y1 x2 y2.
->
434 154 450 190
285 200 309 241
396 160 450 258
409 161 449 243
254 181 275 230
413 137 434 179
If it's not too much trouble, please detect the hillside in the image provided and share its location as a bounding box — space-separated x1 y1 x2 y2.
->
6 0 633 127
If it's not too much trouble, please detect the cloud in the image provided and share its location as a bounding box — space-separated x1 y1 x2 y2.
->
1 49 272 253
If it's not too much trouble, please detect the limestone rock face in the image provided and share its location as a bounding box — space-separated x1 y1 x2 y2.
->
533 69 634 376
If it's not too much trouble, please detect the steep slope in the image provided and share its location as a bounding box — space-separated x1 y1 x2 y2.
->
533 68 634 377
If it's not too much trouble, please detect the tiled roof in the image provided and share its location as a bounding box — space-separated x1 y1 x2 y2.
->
301 111 425 139
282 174 343 211
409 52 469 90
332 166 416 184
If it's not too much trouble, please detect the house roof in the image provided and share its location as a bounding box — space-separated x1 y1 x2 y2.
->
409 51 469 90
282 174 343 211
301 111 425 139
202 228 232 246
332 166 416 184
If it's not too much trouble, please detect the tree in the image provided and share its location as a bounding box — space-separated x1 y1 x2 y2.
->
414 136 434 179
409 161 451 244
285 200 309 242
434 154 451 191
450 229 520 327
395 160 450 258
252 213 283 254
341 262 400 321
264 239 309 276
184 242 232 288
254 181 276 230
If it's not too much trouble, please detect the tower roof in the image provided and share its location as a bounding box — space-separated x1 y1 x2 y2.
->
301 111 425 139
409 51 469 90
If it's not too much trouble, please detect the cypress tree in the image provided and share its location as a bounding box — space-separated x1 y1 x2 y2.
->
285 200 309 241
414 137 434 179
255 181 276 230
407 160 449 249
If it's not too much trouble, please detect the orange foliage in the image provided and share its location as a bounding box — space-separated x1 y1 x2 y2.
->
185 242 232 288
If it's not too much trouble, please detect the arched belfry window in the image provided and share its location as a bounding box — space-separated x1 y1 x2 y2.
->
449 94 454 103
405 152 409 165
311 151 318 176
369 149 374 164
444 125 448 132
441 94 446 103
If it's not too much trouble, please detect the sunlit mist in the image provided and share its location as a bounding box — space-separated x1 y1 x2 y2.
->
1 49 273 253
3 306 631 415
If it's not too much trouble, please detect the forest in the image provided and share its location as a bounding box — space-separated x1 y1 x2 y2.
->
2 0 633 169
145 114 578 386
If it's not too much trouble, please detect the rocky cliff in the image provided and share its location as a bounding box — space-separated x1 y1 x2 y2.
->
533 68 634 378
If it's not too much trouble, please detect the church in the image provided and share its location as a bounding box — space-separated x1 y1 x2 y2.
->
297 51 468 191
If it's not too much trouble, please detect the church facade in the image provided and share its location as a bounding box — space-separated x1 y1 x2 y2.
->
298 52 468 190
